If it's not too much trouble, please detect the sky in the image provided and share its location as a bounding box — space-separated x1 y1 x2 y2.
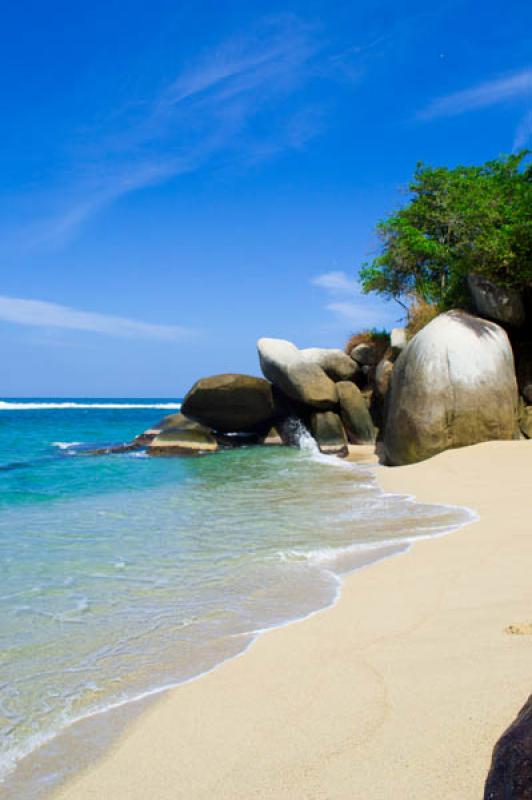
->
1 0 531 396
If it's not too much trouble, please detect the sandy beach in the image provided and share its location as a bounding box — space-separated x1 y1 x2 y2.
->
53 439 532 800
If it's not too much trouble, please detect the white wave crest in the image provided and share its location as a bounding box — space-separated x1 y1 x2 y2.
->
51 442 83 450
0 402 181 411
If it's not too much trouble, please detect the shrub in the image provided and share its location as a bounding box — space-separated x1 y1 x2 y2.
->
345 328 391 360
406 296 439 338
359 151 532 311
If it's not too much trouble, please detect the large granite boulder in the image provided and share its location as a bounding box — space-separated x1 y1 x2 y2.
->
309 411 348 456
148 426 218 455
336 381 375 444
484 695 532 799
181 374 274 433
257 338 337 409
468 274 525 327
384 311 519 466
299 348 358 381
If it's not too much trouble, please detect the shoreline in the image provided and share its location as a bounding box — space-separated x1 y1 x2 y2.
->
2 446 422 798
42 440 532 797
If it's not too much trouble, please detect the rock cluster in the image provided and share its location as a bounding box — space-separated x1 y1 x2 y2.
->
115 302 523 463
129 338 379 457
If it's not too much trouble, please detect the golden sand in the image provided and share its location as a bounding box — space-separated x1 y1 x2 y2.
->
54 440 532 800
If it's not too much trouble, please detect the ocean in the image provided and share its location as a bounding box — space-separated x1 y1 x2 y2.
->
0 399 473 797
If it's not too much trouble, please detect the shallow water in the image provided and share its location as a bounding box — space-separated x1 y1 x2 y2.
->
0 399 473 796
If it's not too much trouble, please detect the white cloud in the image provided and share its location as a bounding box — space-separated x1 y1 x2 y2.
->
14 16 326 248
418 67 532 121
311 270 359 293
0 296 195 341
514 109 532 149
312 270 398 329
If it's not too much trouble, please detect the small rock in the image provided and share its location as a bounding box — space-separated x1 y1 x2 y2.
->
390 327 407 358
350 343 379 366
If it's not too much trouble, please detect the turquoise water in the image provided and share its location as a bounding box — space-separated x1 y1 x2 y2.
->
0 399 473 795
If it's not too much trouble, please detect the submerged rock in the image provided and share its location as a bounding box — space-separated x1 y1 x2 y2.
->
384 311 518 465
484 695 532 799
181 374 275 433
258 338 337 409
134 412 207 446
309 410 348 456
148 427 218 455
336 381 375 445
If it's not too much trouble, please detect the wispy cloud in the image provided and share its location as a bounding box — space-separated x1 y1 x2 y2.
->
418 67 532 121
0 296 195 341
514 109 532 149
312 270 397 328
14 15 330 248
312 270 359 293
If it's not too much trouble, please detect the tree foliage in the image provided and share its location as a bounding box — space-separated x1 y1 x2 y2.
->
359 151 532 310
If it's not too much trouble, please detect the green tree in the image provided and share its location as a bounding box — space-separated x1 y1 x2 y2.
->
359 151 532 311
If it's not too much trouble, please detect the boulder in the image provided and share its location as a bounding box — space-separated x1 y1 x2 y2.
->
384 311 519 466
390 327 407 359
371 359 394 436
148 426 218 455
257 338 337 409
299 348 358 381
309 411 348 456
374 359 394 400
181 374 274 433
484 695 532 799
336 381 375 445
519 402 532 439
513 340 532 403
468 274 525 327
350 342 379 366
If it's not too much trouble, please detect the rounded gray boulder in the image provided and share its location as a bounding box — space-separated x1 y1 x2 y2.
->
384 311 519 465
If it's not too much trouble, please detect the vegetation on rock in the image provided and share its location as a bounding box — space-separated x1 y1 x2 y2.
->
360 151 532 312
344 329 390 360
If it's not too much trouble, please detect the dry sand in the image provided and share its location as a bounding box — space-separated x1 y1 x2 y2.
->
54 440 532 800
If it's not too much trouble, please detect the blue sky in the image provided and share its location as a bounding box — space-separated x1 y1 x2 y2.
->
1 0 531 396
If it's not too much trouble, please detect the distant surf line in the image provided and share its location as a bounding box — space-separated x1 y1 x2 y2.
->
0 402 182 411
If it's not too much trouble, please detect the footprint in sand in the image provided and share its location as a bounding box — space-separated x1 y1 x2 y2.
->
505 623 532 635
